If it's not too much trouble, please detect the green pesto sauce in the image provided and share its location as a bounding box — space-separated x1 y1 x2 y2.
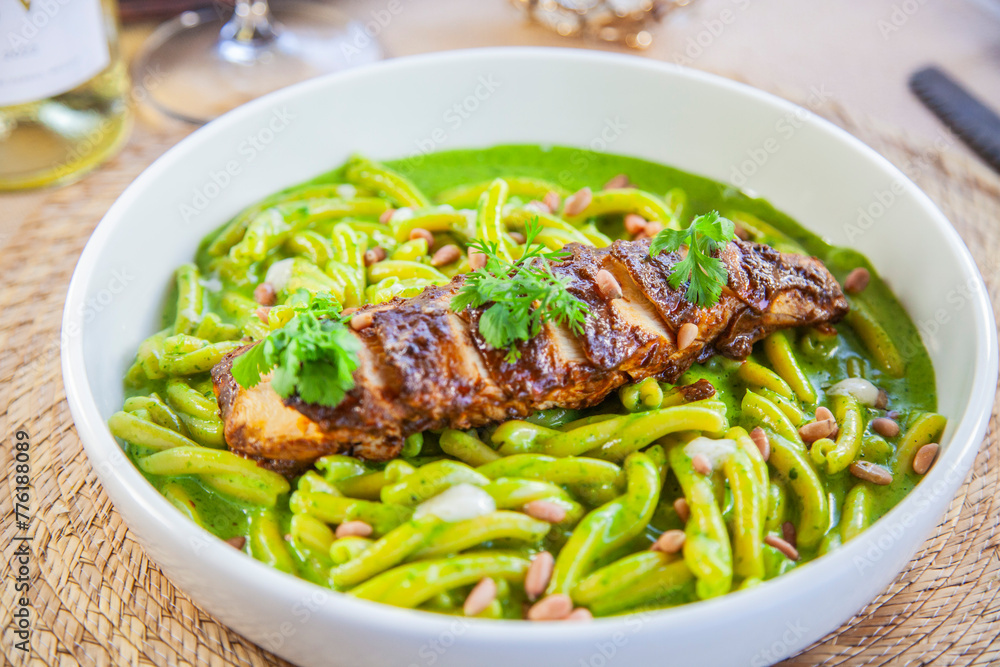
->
136 144 938 598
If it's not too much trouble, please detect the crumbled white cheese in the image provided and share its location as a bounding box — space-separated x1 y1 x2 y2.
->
391 207 414 222
334 184 357 199
414 483 495 523
264 258 295 292
684 437 737 469
826 378 880 406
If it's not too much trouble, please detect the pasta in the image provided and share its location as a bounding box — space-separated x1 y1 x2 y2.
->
108 145 943 619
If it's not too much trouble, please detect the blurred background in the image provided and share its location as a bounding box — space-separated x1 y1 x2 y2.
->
3 0 999 227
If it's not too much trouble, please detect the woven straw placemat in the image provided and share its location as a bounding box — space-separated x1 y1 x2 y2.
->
1 101 998 667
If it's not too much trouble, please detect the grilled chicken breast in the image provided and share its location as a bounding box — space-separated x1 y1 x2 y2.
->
212 238 849 470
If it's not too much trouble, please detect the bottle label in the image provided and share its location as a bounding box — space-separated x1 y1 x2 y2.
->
0 0 111 106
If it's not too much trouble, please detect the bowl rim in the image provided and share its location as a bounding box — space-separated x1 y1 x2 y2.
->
61 46 998 643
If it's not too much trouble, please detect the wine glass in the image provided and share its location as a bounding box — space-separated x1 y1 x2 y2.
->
132 0 383 125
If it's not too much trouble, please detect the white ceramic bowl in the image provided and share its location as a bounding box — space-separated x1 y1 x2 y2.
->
62 48 997 667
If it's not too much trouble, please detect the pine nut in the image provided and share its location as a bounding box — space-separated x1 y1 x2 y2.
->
468 248 487 271
799 418 837 443
431 244 461 267
765 534 800 561
871 417 900 438
523 500 567 523
335 520 373 538
677 322 698 351
673 497 690 523
379 208 395 224
524 551 555 600
566 607 594 621
253 282 277 306
463 577 497 616
624 213 648 236
225 536 246 550
341 307 357 316
815 406 834 422
409 227 435 248
562 187 593 216
691 453 712 475
509 231 527 244
875 388 889 410
849 460 893 485
913 443 940 475
526 200 550 214
641 221 665 238
651 529 686 554
596 269 623 300
781 521 797 547
256 307 271 324
527 594 573 621
604 173 630 190
364 246 387 266
351 311 374 331
843 267 871 294
750 426 770 461
543 190 561 212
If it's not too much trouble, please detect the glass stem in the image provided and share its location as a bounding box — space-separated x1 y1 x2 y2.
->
218 0 279 63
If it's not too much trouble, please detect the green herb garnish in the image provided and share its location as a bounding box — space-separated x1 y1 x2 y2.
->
451 219 590 362
649 211 736 308
231 291 362 407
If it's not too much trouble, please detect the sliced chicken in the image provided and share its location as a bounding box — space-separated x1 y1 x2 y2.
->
212 238 849 470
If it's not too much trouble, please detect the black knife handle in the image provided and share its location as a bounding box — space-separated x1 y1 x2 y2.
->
909 66 1000 174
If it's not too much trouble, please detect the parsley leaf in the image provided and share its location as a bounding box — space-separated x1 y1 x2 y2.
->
230 291 362 407
649 211 736 308
451 218 590 362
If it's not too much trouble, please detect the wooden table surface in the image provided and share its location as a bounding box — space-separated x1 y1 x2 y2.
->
4 0 999 232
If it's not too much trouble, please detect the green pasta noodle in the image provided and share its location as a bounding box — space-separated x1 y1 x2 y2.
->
668 440 732 599
413 511 551 558
249 510 296 574
810 395 862 474
348 553 531 608
290 491 413 536
436 176 567 208
344 155 431 208
763 331 817 403
561 188 676 227
766 432 829 548
173 264 204 335
439 430 502 466
330 517 441 589
547 451 660 595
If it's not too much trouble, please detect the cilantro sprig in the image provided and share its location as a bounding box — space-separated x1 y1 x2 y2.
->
649 211 736 308
451 219 590 362
231 291 362 407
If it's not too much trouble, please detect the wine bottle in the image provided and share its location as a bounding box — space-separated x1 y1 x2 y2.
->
0 0 131 190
